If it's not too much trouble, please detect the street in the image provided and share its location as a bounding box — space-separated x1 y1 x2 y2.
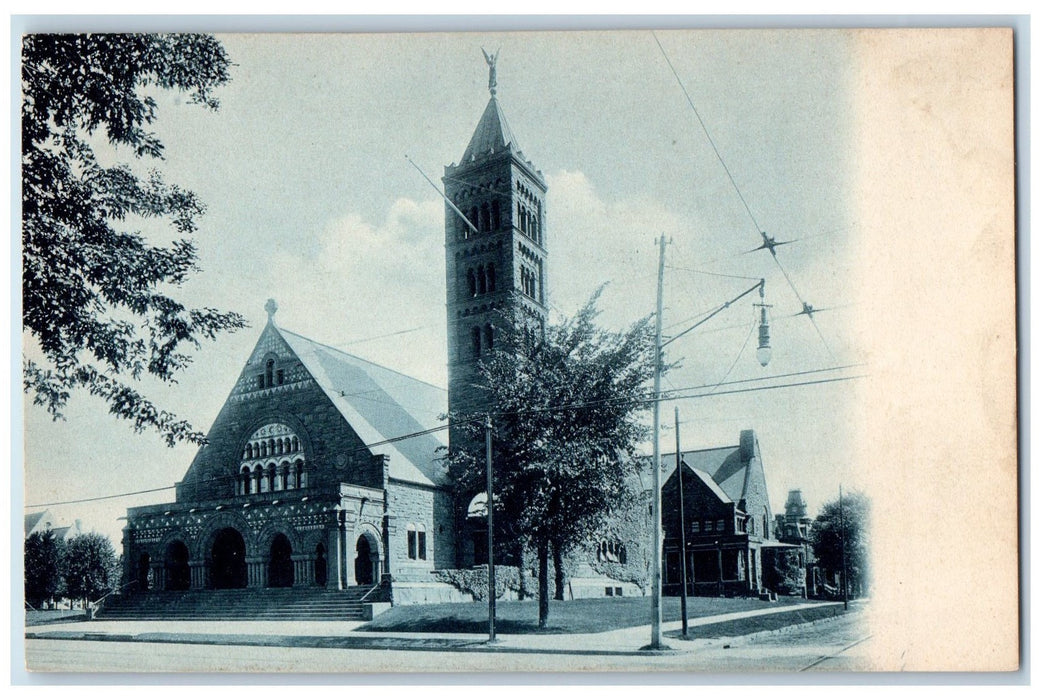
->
24 610 876 674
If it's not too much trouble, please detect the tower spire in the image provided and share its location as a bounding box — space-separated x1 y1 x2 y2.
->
482 47 499 97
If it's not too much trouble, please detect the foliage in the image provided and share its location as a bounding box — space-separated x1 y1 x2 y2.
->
445 292 657 626
433 565 537 601
811 491 870 597
586 490 653 593
62 532 120 604
22 33 246 446
24 531 65 608
765 548 805 596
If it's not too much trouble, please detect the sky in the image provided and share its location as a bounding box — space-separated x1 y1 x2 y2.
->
22 30 864 551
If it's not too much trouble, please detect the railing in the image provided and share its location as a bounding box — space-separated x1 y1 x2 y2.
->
89 579 140 617
358 582 382 603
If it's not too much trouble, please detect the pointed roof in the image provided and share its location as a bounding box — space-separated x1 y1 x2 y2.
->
276 327 449 488
460 97 519 164
663 430 762 504
24 510 51 535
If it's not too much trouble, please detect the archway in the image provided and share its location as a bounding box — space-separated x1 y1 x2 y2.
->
354 533 378 586
210 527 247 589
268 534 293 588
164 540 191 591
137 552 150 591
314 543 328 587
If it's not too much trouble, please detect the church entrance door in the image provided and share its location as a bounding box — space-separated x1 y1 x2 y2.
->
164 540 191 591
354 534 377 586
268 534 293 588
210 527 247 589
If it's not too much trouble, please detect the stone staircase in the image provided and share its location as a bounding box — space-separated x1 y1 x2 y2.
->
97 585 382 622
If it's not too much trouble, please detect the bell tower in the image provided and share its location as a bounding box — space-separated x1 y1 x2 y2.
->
444 50 549 449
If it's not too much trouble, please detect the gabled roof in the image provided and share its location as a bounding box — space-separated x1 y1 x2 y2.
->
689 466 734 504
277 327 449 488
460 96 519 164
24 510 50 535
663 430 760 504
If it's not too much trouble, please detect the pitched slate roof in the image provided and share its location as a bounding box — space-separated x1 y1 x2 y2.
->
460 96 519 164
24 510 50 535
277 327 449 488
662 431 759 504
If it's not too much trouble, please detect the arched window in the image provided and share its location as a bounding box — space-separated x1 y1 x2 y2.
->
486 263 496 293
266 464 276 492
467 268 477 297
261 441 268 457
470 207 479 231
253 465 264 494
484 324 494 352
240 466 252 495
245 444 253 459
407 524 417 560
279 462 290 490
265 359 274 388
491 201 501 230
291 436 299 453
480 203 490 232
472 326 482 358
240 424 304 495
477 265 486 295
295 459 306 489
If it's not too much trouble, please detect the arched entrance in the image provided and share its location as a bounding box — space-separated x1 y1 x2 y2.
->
268 534 293 588
354 533 379 586
137 552 150 591
315 543 328 587
210 527 247 589
164 540 191 591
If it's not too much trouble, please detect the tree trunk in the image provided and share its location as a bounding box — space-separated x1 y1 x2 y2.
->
516 545 526 601
552 538 565 601
537 538 549 628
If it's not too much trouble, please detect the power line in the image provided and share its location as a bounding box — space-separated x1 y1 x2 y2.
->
27 365 863 509
652 31 763 234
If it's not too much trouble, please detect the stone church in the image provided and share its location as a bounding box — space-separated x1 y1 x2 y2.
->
121 59 552 600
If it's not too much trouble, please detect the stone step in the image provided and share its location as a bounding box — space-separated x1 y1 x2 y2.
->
96 586 380 621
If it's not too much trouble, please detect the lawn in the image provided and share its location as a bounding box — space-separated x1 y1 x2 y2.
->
359 595 828 636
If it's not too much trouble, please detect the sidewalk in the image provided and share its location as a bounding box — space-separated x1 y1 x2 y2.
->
24 601 848 656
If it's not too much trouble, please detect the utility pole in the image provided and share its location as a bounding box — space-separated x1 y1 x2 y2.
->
649 235 666 649
486 414 496 641
675 406 688 637
840 484 848 611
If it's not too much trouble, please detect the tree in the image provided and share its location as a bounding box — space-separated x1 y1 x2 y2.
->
22 33 246 446
446 293 657 627
811 491 870 598
62 532 120 606
25 531 65 608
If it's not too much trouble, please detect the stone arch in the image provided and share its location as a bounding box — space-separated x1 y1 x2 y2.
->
164 539 191 591
268 533 294 588
199 511 255 556
354 526 381 586
209 527 247 589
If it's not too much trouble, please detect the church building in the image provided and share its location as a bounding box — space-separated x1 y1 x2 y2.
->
121 55 551 599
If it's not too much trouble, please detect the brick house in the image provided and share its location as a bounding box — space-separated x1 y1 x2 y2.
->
661 430 796 597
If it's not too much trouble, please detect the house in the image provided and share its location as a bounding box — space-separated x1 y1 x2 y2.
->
661 430 797 597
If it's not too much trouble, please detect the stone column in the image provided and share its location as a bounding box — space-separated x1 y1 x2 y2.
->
246 556 266 588
291 554 310 587
188 560 207 590
149 562 164 592
334 515 344 590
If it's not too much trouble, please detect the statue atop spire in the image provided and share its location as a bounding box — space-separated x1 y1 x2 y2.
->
265 298 278 322
482 47 500 97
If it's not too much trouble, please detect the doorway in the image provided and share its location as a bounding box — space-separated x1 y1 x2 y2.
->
210 527 247 589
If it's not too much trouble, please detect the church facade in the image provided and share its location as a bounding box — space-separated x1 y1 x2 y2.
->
121 59 553 596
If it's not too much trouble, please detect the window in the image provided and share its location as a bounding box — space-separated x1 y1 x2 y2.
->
407 525 417 560
472 326 482 358
467 268 477 297
417 525 427 560
492 201 501 230
716 519 725 533
276 369 284 385
692 521 700 533
484 324 494 352
486 263 496 293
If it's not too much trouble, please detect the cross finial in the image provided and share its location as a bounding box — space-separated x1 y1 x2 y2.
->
482 47 500 96
265 298 278 321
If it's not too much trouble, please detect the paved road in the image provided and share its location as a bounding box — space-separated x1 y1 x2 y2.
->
24 610 874 674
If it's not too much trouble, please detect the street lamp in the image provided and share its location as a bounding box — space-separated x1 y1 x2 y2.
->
648 236 772 650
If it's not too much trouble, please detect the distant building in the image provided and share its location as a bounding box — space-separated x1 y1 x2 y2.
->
661 430 798 597
771 489 821 597
25 509 83 541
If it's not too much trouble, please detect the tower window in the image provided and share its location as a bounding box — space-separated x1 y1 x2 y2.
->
492 201 501 230
484 324 494 351
486 263 496 293
477 264 487 295
472 326 482 358
467 268 477 297
480 203 490 232
265 359 274 388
